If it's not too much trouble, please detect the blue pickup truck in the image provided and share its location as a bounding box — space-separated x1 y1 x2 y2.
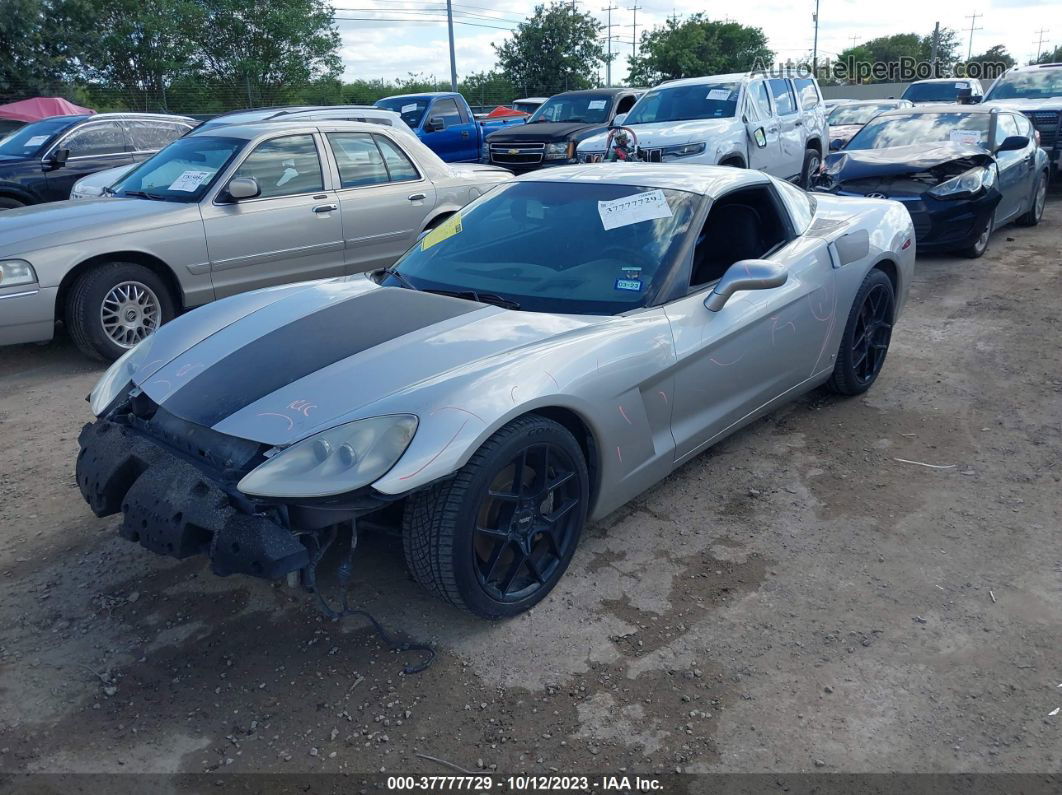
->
374 92 524 163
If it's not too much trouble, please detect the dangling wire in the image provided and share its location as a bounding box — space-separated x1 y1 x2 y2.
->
306 523 435 675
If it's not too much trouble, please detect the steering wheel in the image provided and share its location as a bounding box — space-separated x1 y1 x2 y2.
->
603 126 639 161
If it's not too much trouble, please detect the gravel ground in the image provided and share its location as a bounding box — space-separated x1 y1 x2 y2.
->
0 194 1059 784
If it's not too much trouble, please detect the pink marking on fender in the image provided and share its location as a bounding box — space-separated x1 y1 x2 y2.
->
658 390 668 404
615 445 623 463
288 399 317 417
399 419 470 480
431 405 485 423
618 404 633 425
175 363 204 378
257 412 294 430
510 385 519 403
543 369 560 389
709 352 745 366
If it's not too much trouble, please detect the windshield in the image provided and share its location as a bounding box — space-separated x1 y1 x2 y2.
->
375 97 429 128
624 82 739 125
901 82 964 102
111 135 244 202
986 69 1062 100
828 103 898 125
846 112 991 150
512 101 542 114
385 181 700 315
0 117 74 158
528 94 613 124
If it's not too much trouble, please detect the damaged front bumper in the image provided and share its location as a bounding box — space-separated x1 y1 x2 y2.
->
76 413 393 580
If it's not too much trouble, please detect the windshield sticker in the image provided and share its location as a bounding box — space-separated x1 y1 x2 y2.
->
24 135 50 147
955 82 966 88
615 278 643 292
949 130 982 146
598 189 673 231
707 88 731 101
401 103 418 114
588 99 607 110
168 169 212 191
420 213 462 251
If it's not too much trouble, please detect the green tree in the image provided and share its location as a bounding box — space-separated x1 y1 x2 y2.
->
1034 44 1062 64
836 28 961 83
626 15 772 85
190 0 341 106
962 44 1014 79
80 0 199 111
459 70 517 107
493 3 605 95
0 0 91 97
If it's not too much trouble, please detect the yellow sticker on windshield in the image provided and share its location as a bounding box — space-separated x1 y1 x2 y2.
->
420 213 462 251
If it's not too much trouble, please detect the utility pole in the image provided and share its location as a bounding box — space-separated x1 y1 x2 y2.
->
930 21 940 77
1033 27 1049 61
964 12 983 60
445 0 458 92
602 3 618 86
628 3 641 61
811 0 820 77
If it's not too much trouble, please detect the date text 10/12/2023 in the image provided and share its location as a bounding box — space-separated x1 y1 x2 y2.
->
386 774 665 791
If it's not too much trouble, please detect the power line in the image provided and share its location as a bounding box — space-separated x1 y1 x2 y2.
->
1033 27 1049 61
964 11 983 60
628 3 641 60
601 3 618 86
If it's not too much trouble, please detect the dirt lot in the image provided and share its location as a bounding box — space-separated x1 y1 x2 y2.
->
0 196 1060 786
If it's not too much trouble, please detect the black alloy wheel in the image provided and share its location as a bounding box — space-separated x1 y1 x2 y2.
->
827 268 895 396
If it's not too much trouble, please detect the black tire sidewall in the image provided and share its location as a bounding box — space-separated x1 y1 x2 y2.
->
66 263 176 361
963 215 993 258
0 197 25 210
829 269 895 396
801 149 821 189
448 419 589 619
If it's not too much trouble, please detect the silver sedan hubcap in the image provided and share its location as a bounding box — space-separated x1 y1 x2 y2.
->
101 281 160 349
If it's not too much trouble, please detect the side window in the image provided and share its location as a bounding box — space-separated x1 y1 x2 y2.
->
794 78 820 109
994 114 1021 147
234 134 324 198
432 99 462 128
768 79 797 115
1016 114 1034 138
61 122 129 157
774 178 815 234
126 120 189 152
327 132 390 188
690 186 790 287
616 95 637 114
373 134 420 182
748 80 773 119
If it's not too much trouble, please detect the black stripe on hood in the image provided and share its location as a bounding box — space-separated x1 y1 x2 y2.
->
162 287 480 428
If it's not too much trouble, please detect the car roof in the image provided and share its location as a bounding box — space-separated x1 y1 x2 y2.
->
554 88 641 97
189 119 397 140
514 97 549 103
909 77 977 84
659 72 754 88
877 103 998 116
830 99 905 106
516 163 768 197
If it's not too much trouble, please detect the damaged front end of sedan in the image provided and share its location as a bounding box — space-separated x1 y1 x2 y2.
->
814 144 1001 255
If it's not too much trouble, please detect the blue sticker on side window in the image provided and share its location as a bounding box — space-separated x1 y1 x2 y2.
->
614 278 643 292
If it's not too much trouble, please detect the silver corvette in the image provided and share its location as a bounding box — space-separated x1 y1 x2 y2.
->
76 164 915 619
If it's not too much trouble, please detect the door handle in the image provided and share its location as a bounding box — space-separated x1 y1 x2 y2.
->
461 131 470 138
312 204 337 213
793 120 803 127
407 193 426 201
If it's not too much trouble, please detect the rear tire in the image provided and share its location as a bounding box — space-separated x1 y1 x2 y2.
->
800 148 821 189
402 414 589 619
827 269 895 396
0 197 26 211
65 262 176 361
1015 171 1047 227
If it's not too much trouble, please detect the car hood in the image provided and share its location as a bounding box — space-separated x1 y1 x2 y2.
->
446 163 512 180
0 197 190 252
579 118 733 151
133 279 602 446
982 98 1062 111
823 143 994 180
487 121 603 143
829 124 862 142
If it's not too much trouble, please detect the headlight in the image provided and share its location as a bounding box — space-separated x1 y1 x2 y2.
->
661 142 706 160
237 414 418 498
929 165 996 199
0 259 37 288
89 336 156 415
544 142 570 160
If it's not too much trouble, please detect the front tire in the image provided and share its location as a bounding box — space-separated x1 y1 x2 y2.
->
402 415 589 619
800 148 821 189
962 214 993 258
65 262 176 361
827 269 895 396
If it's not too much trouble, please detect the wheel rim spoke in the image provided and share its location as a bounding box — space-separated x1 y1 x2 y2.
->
98 280 162 349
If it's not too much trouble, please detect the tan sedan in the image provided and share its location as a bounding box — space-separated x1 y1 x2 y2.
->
0 120 512 360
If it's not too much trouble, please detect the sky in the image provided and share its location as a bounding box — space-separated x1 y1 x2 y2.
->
333 0 1058 87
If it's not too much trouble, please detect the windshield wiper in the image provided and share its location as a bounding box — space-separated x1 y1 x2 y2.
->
121 189 166 201
427 288 521 310
378 267 420 291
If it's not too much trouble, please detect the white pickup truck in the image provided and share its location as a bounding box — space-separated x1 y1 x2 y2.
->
577 71 828 188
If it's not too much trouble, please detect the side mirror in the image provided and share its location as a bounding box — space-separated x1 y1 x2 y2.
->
704 259 788 312
47 148 70 170
425 117 444 132
829 138 844 151
225 177 260 201
997 135 1030 152
611 113 627 127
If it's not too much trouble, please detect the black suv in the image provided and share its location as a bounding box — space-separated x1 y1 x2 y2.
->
484 88 643 172
0 112 195 210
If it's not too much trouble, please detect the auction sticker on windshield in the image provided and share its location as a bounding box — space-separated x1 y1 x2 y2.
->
169 170 213 191
707 88 731 100
402 103 418 114
25 135 50 147
588 100 607 110
598 189 673 231
949 130 982 146
421 213 462 250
